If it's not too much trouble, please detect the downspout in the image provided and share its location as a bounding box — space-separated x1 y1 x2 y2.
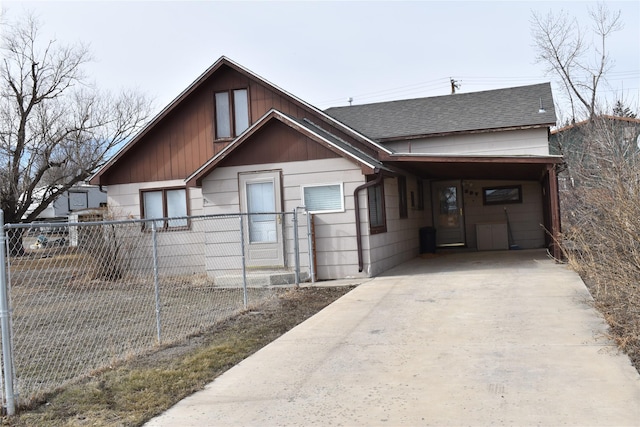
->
353 170 383 273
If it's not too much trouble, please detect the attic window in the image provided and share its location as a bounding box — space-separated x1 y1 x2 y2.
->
215 88 249 139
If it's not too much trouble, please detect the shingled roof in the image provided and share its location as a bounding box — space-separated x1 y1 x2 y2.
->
325 83 557 141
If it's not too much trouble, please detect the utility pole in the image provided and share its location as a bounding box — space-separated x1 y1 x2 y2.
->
450 78 461 94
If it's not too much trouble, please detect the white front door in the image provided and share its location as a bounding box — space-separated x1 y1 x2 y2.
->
239 171 285 267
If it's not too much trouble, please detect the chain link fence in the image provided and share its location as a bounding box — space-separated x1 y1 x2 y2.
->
0 209 313 411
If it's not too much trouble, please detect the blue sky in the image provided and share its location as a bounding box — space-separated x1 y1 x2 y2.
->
3 0 639 123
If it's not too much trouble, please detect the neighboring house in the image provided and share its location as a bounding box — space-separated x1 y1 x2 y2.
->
23 183 108 221
90 56 561 281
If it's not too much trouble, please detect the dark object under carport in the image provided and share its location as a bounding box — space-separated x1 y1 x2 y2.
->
419 227 437 254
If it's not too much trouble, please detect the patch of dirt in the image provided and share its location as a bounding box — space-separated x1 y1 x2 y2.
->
132 285 353 369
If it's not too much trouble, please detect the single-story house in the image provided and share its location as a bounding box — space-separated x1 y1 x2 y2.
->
23 183 108 221
90 56 561 281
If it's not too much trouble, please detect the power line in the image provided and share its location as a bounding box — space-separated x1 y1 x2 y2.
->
316 70 640 109
317 77 450 107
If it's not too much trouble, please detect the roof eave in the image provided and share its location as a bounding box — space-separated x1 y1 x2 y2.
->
186 109 383 187
382 152 563 164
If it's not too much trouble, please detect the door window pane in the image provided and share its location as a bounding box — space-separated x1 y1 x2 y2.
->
233 89 249 134
438 186 459 227
247 181 276 243
215 92 231 138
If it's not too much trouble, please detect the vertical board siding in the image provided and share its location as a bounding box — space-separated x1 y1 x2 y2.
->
101 64 342 186
221 121 340 167
179 111 191 176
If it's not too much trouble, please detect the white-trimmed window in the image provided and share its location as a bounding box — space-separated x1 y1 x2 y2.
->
301 183 344 214
141 188 188 229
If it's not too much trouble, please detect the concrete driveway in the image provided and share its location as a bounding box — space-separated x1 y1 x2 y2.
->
145 250 640 426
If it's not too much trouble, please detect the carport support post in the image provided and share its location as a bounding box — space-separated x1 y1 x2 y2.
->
0 210 16 416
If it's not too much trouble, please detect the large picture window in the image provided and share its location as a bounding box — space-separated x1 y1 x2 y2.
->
141 188 188 229
367 178 387 234
215 88 249 139
302 183 344 214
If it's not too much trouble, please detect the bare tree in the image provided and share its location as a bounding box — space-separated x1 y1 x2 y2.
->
0 14 151 254
531 3 623 121
557 117 640 367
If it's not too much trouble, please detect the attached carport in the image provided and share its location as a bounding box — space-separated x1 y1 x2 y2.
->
381 153 563 258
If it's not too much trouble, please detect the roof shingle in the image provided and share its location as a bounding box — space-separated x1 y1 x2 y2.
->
325 83 557 141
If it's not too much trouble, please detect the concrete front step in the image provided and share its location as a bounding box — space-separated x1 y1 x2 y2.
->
216 270 309 287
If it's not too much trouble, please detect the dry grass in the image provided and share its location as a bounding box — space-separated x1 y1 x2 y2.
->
8 253 259 407
1 286 354 426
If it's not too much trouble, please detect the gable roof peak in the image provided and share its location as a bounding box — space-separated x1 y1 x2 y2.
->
90 56 393 184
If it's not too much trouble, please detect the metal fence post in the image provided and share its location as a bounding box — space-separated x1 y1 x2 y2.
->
240 215 248 309
293 209 300 287
151 221 162 344
0 210 15 416
305 209 315 283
